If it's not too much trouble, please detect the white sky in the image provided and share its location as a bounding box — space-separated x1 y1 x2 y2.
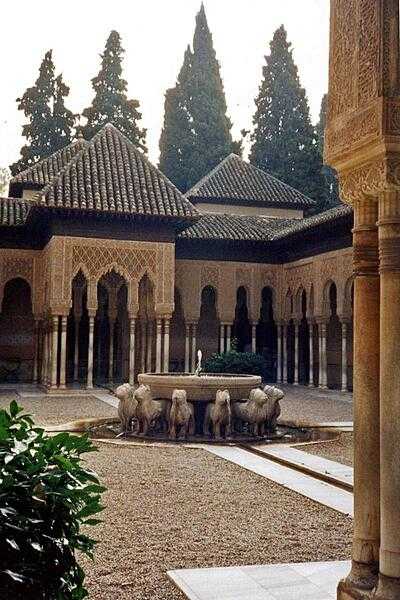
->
0 0 329 169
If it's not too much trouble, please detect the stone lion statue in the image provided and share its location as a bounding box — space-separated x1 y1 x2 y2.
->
263 385 284 432
134 384 169 436
115 383 138 434
168 389 195 440
232 388 270 437
203 389 231 440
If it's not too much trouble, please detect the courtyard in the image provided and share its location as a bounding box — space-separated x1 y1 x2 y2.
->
0 386 354 599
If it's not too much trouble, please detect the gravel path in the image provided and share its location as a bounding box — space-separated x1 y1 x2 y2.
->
81 443 352 600
0 394 116 425
279 386 353 424
299 433 354 467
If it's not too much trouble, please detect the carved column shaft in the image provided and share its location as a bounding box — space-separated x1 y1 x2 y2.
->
146 321 153 373
108 317 115 383
155 318 162 373
251 323 257 353
219 323 225 354
341 321 348 393
74 316 81 382
163 318 170 374
191 323 197 374
33 319 40 384
50 316 59 389
226 324 232 352
87 314 95 389
59 316 68 389
185 324 190 372
129 317 136 385
376 190 400 591
308 321 314 388
293 321 299 386
282 324 288 384
276 323 282 384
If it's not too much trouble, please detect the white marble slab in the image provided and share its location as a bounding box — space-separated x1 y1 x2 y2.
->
205 446 353 516
168 560 350 600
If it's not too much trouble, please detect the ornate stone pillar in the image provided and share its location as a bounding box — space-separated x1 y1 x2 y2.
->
219 323 225 353
293 320 299 386
155 318 162 373
340 319 349 393
375 190 400 598
59 316 68 389
163 317 170 373
338 199 380 598
50 316 59 389
317 321 328 389
87 313 95 389
191 322 197 373
276 322 282 384
308 320 314 387
146 320 153 373
251 322 257 353
41 325 47 385
128 316 136 385
226 324 232 352
282 323 288 384
185 323 190 372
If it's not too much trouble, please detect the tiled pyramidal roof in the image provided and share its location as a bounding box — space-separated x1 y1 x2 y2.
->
0 197 30 225
178 204 352 242
10 137 88 188
186 154 315 208
10 124 199 221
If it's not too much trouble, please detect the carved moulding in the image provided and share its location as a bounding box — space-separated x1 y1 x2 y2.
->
339 155 400 204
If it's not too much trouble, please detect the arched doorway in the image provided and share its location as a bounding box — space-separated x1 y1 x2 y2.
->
234 286 251 352
326 281 341 389
198 286 219 362
257 286 277 381
0 278 34 382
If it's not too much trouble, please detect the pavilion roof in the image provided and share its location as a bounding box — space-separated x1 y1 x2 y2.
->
0 197 31 226
186 154 315 208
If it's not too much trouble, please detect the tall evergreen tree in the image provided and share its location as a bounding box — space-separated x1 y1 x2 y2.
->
82 30 146 151
159 47 195 191
316 94 340 208
249 26 325 207
159 4 236 191
10 51 75 175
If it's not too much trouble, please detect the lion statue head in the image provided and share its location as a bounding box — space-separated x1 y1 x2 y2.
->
215 389 230 407
134 384 152 404
249 388 268 407
115 383 134 402
172 388 187 405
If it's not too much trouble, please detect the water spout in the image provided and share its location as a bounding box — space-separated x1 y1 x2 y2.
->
194 350 202 377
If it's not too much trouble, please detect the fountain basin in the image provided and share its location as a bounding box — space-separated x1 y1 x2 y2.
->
137 372 262 401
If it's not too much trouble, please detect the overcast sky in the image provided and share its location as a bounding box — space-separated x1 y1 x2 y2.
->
0 0 329 169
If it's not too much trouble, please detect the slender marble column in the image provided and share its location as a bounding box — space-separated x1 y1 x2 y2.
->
129 317 136 385
33 319 40 384
185 324 190 372
191 323 197 373
146 321 153 373
251 323 257 353
321 323 328 388
46 326 51 386
226 324 232 352
308 321 314 387
163 318 170 373
87 315 95 389
337 198 380 598
108 318 115 383
140 320 146 373
375 191 400 598
50 316 59 389
293 321 299 386
59 316 68 389
41 326 48 385
282 324 288 384
73 317 80 382
276 323 282 384
155 318 162 373
219 323 225 353
341 321 348 393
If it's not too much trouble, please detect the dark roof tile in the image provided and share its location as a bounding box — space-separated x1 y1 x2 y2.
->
0 197 30 226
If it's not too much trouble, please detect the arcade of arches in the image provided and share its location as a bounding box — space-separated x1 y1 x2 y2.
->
0 242 353 393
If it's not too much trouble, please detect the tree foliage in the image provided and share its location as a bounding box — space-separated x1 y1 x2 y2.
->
10 51 76 176
249 26 325 208
204 350 265 377
82 31 146 151
0 401 105 599
159 4 237 191
316 94 341 209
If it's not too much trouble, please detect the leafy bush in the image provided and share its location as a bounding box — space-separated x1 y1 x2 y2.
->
203 350 265 376
0 401 105 599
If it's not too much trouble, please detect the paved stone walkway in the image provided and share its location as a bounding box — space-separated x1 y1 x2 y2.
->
279 385 353 424
168 560 350 600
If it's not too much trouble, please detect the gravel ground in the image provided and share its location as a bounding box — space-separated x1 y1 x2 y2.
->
279 386 353 424
299 433 354 467
0 394 116 425
80 443 352 600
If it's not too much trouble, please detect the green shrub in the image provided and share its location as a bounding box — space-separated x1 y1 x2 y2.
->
0 400 105 599
203 350 265 376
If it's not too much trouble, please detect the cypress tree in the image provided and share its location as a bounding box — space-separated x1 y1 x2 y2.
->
249 26 325 206
186 4 233 188
82 30 146 151
11 51 75 175
159 47 195 191
316 94 340 209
